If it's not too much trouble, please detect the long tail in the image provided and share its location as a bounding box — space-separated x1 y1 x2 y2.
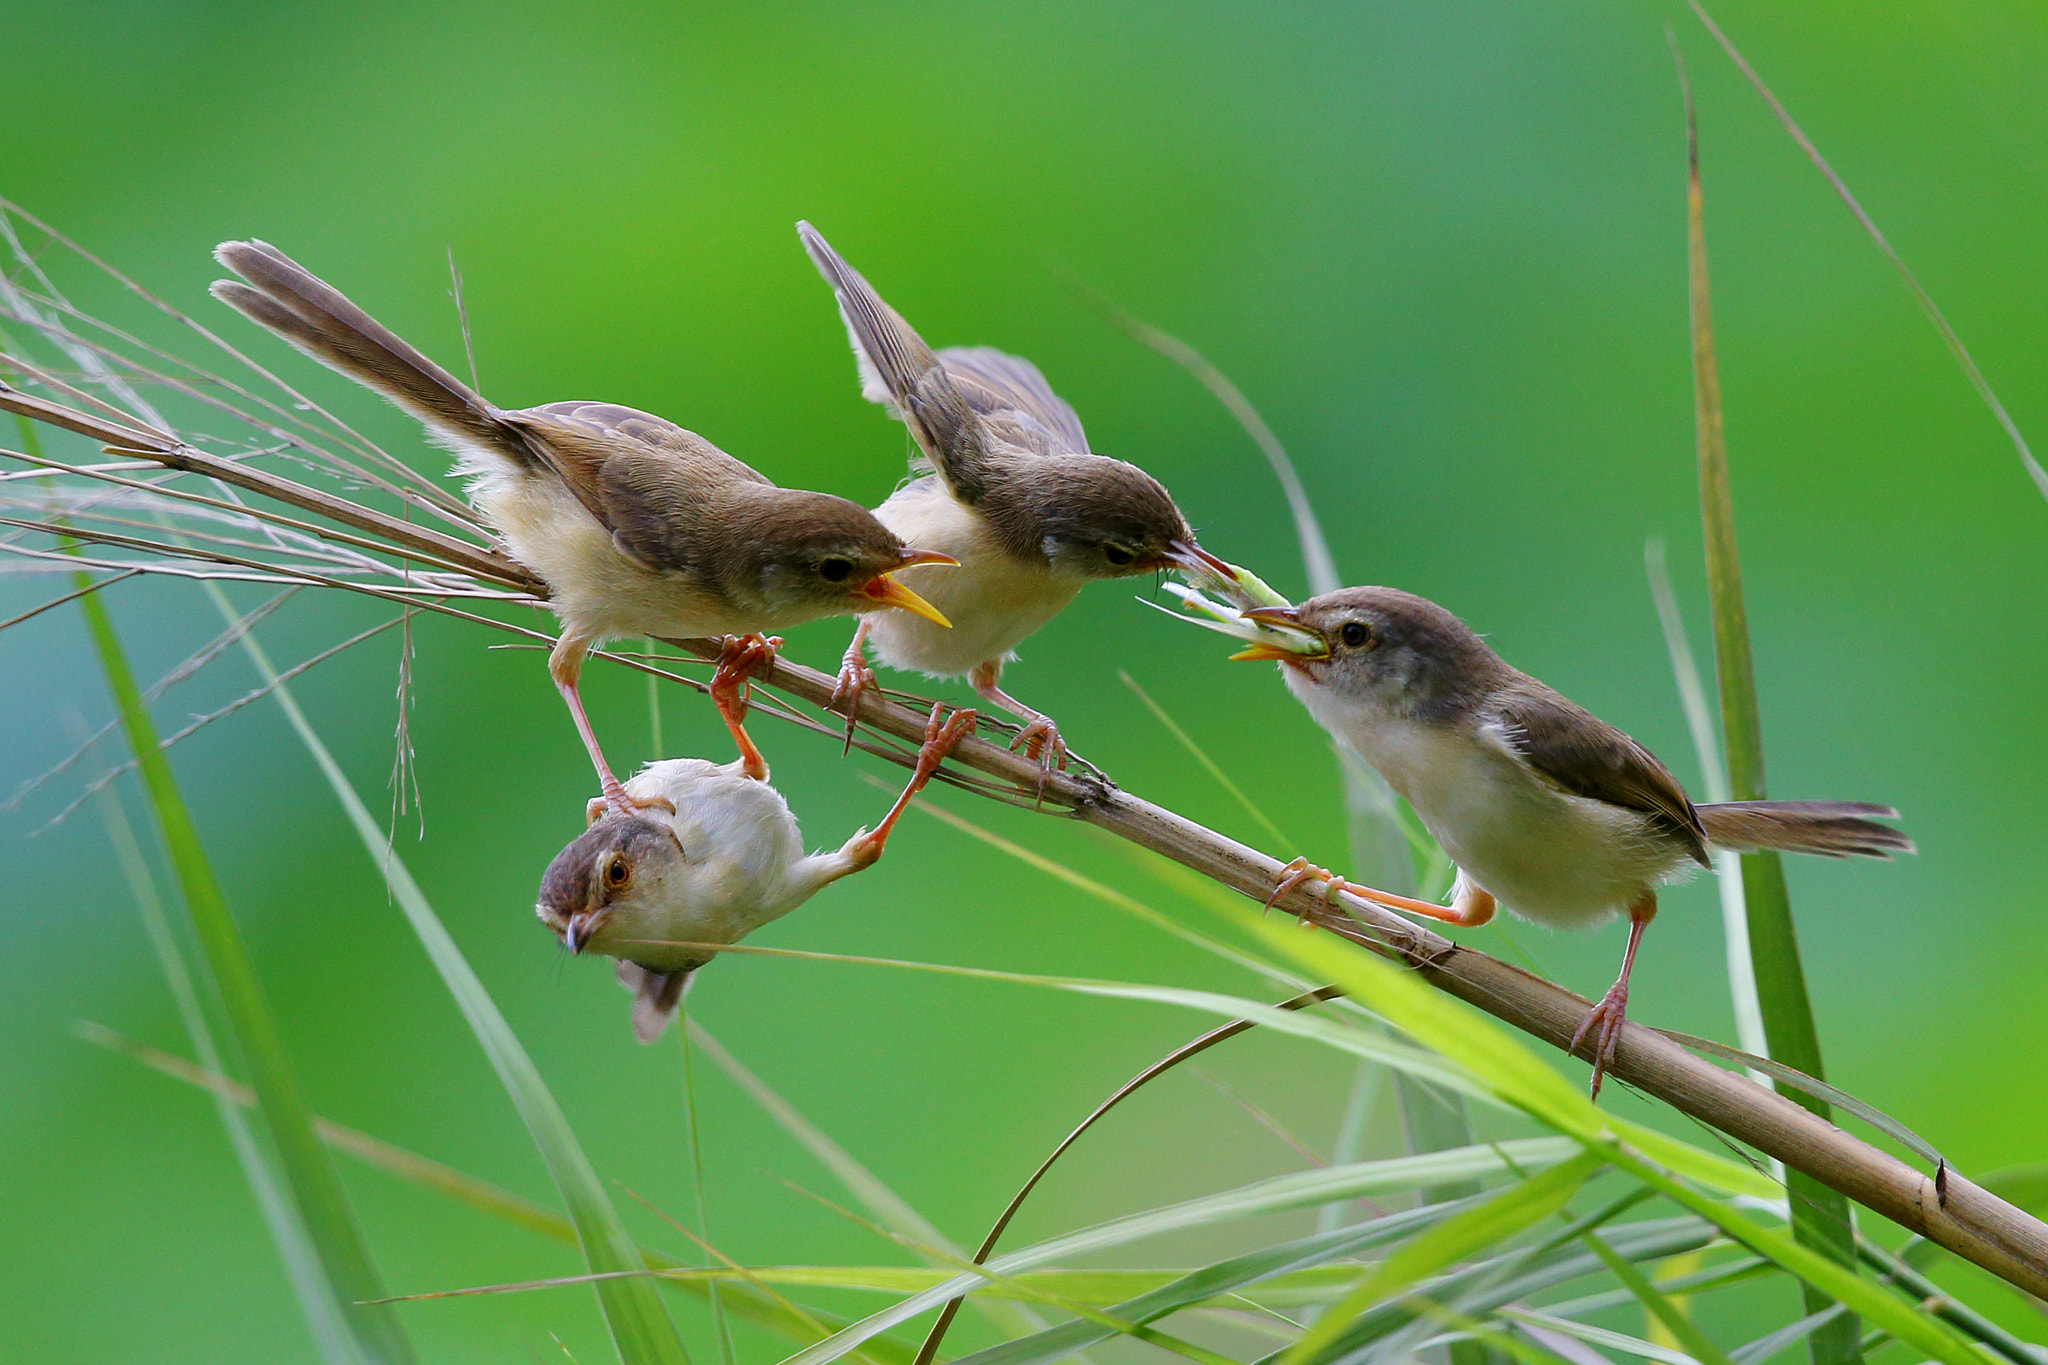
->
796 221 993 505
211 240 536 468
615 961 695 1044
1698 801 1914 858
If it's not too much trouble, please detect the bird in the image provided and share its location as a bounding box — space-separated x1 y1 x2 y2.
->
797 222 1231 773
536 702 977 1041
1226 585 1912 1098
210 240 957 815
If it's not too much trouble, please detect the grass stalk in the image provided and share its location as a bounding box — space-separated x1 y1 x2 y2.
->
203 591 690 1365
74 579 414 1365
1676 44 1862 1364
88 782 361 1365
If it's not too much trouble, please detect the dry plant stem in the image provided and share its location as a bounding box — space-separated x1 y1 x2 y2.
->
660 639 2048 1300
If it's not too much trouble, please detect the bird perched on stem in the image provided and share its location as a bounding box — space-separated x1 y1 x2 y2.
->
1213 585 1911 1098
537 703 976 1041
211 240 956 815
798 222 1231 774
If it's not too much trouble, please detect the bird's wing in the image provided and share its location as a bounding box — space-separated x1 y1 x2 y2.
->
936 345 1089 459
798 222 999 506
507 402 771 576
1488 679 1710 866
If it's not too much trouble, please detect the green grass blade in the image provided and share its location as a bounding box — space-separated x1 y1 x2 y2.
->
1118 670 1298 852
210 603 689 1365
1279 1221 1723 1365
1605 1156 1982 1365
1646 538 1765 1064
1581 1230 1737 1365
1676 46 1862 1364
950 1197 1495 1365
88 788 361 1365
1730 1306 1850 1365
76 585 412 1365
687 1023 1054 1345
1689 1 2048 504
1280 1153 1606 1365
674 1010 735 1365
774 1140 1580 1365
75 1025 909 1361
1492 1306 1696 1365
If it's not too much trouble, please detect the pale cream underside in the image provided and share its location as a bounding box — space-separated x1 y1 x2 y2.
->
449 440 763 646
587 758 855 972
1287 668 1694 927
863 478 1081 678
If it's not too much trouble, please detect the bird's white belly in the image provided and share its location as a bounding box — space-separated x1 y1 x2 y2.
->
457 451 768 644
601 760 819 970
865 479 1080 677
1289 675 1681 927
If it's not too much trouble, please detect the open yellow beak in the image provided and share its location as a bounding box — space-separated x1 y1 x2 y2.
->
860 556 955 628
1228 605 1328 662
1229 641 1305 662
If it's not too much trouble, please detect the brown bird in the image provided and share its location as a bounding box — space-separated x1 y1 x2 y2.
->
798 222 1230 772
1226 586 1912 1097
212 240 955 814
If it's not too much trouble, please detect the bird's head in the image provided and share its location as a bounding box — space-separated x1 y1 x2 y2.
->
1001 455 1229 585
744 492 957 626
536 813 690 959
1231 586 1499 722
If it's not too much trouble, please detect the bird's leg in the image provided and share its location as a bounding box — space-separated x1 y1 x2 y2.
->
1569 892 1657 1101
829 620 876 756
838 702 978 871
1264 857 1496 928
969 660 1067 785
550 633 666 818
709 634 780 782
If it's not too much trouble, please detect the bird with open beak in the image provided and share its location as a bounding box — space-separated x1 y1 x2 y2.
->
1192 583 1910 1098
798 223 1233 773
212 240 957 817
537 703 976 1041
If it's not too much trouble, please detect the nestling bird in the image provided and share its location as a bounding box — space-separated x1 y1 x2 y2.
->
798 222 1231 771
210 240 956 814
1227 586 1912 1098
537 702 978 1041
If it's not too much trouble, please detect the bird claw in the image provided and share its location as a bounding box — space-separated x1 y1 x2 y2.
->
845 702 977 867
1569 983 1630 1100
589 792 674 827
1264 856 1351 926
711 634 781 717
831 654 877 756
917 702 979 779
1007 715 1068 771
710 634 779 780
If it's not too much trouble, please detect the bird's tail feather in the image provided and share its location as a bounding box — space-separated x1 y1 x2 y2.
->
615 961 695 1044
1698 800 1914 859
211 240 531 467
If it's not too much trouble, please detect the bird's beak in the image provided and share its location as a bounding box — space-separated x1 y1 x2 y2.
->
1229 606 1330 663
1148 538 1236 586
859 551 957 628
562 910 604 955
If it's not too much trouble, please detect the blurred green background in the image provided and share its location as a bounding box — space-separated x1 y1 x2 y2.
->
4 1 2045 1360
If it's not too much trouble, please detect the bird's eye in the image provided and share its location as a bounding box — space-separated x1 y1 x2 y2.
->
603 858 630 889
1102 545 1136 566
1340 621 1373 649
819 557 854 583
